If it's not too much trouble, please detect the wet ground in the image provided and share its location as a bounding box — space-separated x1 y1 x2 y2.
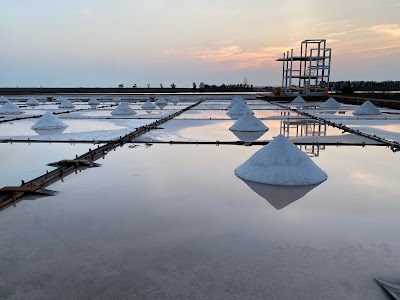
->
0 96 399 299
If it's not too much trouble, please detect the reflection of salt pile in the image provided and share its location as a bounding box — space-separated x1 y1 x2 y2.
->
235 134 327 185
230 111 269 132
320 97 341 109
111 102 136 115
227 102 251 117
26 97 40 106
241 180 320 210
170 97 180 105
59 99 75 108
88 98 100 105
155 98 167 105
31 112 68 129
352 100 381 115
228 96 246 108
141 100 156 110
291 96 306 104
0 96 9 103
0 101 24 114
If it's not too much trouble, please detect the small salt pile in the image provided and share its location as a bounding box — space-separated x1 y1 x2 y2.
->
88 98 100 105
228 96 246 108
141 100 156 110
31 112 68 130
113 97 122 104
352 100 381 115
26 97 40 106
155 98 167 105
291 96 306 104
170 97 180 105
227 102 251 117
0 96 9 103
235 134 327 185
55 96 65 103
229 111 269 132
320 97 341 109
0 101 24 114
111 102 136 115
58 99 75 109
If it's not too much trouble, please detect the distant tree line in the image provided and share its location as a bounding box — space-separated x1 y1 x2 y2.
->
330 81 400 92
193 82 254 91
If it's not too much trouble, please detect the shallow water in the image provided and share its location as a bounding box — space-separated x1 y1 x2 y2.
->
135 119 345 142
0 144 399 299
0 143 92 186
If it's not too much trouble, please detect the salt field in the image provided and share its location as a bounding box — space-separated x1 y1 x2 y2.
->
0 94 400 299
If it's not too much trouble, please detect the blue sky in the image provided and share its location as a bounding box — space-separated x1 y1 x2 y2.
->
1 0 400 87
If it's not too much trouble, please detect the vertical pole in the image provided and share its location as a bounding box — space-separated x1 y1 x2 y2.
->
289 49 293 94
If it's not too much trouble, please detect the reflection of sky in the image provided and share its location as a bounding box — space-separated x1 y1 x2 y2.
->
0 143 92 186
0 144 399 298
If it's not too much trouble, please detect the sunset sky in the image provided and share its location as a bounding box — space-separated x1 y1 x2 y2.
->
1 0 399 87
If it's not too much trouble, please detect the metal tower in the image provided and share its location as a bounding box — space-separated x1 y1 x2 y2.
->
277 39 332 95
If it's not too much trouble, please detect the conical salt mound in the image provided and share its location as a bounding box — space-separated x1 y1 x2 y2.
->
0 101 24 114
155 98 167 105
55 96 65 103
59 99 75 108
141 100 156 110
111 102 136 115
0 96 9 103
170 97 180 104
235 134 327 185
227 102 251 116
228 97 246 108
31 112 68 130
113 97 122 104
88 98 100 105
291 96 306 104
352 100 381 115
320 97 341 109
26 97 40 106
230 111 269 132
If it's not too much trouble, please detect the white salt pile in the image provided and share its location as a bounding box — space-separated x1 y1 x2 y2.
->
141 100 156 110
229 111 269 132
170 97 180 105
58 99 75 109
235 134 327 185
228 96 246 108
291 96 306 104
88 98 100 105
111 102 136 115
352 100 381 115
40 97 48 103
155 98 167 105
0 101 24 114
113 97 122 104
55 96 65 103
320 97 341 109
26 97 40 106
227 102 251 116
0 96 9 103
31 112 68 130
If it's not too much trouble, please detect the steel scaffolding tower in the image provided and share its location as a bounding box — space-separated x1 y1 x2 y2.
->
277 39 332 95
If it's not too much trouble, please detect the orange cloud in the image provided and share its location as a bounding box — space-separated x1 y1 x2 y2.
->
161 42 297 70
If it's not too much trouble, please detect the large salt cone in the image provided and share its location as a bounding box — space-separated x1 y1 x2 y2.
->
235 134 327 185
